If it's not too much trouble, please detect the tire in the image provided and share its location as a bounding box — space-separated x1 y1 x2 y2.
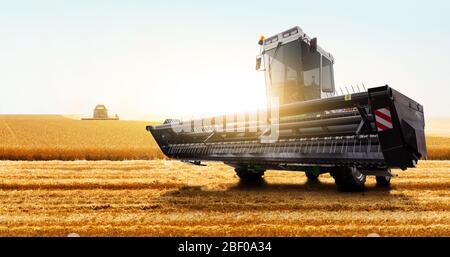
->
305 172 319 181
332 166 366 192
235 167 264 183
376 175 391 187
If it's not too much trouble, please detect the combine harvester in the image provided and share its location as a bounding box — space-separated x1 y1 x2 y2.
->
147 26 427 191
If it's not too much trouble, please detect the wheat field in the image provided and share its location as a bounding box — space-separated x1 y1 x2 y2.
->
0 160 448 236
0 115 164 160
0 115 448 236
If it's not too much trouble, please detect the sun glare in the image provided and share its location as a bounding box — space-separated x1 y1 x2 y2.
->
143 71 267 120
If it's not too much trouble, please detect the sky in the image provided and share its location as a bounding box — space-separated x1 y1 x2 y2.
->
0 0 449 119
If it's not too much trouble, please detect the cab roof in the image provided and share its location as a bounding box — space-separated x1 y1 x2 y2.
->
263 26 334 63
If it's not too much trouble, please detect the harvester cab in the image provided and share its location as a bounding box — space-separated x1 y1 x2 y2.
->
258 26 335 105
146 26 427 191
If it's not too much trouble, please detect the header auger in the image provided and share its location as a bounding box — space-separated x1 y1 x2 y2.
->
146 26 427 191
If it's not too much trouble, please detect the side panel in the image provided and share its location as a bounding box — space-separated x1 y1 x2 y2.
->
368 86 427 169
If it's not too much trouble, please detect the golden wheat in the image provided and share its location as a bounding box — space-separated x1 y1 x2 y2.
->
0 160 448 236
425 136 450 160
0 115 164 160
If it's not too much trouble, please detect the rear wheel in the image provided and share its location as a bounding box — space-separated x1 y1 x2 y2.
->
332 166 366 192
235 167 265 183
305 172 320 181
376 175 391 187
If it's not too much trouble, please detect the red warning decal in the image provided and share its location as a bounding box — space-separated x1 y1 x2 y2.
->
374 107 393 132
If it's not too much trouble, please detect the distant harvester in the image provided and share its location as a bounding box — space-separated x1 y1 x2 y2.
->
82 104 119 120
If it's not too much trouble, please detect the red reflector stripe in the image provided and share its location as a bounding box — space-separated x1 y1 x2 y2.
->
376 121 390 131
374 107 393 132
374 109 392 123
